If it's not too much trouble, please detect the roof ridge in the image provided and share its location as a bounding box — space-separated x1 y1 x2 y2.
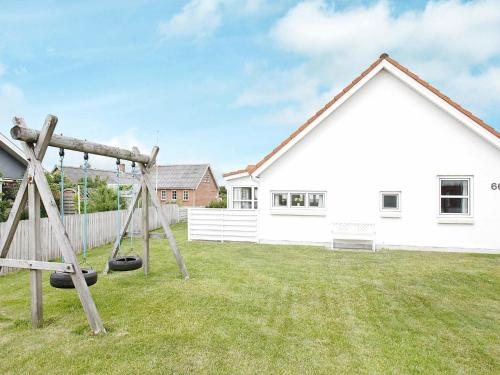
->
157 163 210 167
224 53 499 178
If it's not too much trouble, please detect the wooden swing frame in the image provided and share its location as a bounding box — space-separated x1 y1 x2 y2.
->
0 115 189 334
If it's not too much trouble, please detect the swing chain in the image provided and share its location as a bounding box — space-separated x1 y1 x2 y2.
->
82 152 89 266
129 161 137 254
116 159 121 254
59 148 65 263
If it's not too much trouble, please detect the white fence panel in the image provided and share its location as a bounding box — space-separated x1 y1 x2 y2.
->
188 208 258 243
0 204 180 275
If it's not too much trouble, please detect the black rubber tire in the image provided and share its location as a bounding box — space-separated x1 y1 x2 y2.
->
50 269 98 289
108 255 143 272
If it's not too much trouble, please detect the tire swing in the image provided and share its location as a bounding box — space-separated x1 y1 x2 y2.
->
50 151 98 289
108 160 143 272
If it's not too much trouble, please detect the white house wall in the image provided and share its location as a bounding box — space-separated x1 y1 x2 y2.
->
256 69 500 251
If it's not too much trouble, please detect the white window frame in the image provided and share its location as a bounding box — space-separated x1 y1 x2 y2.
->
183 190 189 201
232 186 258 209
380 191 401 217
160 190 167 201
271 191 326 210
172 190 177 201
437 176 473 221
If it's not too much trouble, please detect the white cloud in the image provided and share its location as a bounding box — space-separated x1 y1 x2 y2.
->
159 0 223 39
271 0 500 64
158 0 270 39
238 0 500 126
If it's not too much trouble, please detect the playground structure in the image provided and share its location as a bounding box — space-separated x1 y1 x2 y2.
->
0 115 189 334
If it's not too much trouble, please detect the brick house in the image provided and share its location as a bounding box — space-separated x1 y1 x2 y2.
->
155 164 218 207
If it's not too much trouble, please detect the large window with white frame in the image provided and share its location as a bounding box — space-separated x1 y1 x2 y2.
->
439 177 472 216
271 191 325 209
172 190 177 201
160 190 167 201
183 190 189 201
233 187 258 209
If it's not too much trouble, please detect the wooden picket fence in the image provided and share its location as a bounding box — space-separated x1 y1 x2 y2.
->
0 204 187 275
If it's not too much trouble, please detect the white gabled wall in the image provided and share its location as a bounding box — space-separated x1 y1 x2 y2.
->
256 69 500 251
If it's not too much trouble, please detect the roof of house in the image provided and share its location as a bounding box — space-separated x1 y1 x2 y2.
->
0 131 27 166
155 164 213 189
55 166 137 185
224 53 499 178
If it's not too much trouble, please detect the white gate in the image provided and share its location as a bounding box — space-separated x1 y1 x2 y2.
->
188 208 258 242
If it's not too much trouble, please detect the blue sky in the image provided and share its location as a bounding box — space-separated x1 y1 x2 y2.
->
1 0 499 182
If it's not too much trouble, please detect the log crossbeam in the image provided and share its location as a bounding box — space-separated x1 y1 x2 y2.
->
10 126 151 164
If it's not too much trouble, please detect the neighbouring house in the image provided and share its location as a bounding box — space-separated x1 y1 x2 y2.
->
221 53 500 253
0 131 27 192
155 164 218 207
52 164 137 214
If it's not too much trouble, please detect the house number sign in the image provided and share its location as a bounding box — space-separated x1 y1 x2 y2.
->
492 183 500 190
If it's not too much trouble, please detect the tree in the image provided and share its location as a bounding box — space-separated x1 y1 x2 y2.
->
75 176 128 213
0 173 28 222
206 185 227 208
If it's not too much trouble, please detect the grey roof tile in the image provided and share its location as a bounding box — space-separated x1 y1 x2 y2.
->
155 164 209 189
59 164 211 189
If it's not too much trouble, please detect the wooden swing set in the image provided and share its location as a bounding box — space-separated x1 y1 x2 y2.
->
0 115 189 334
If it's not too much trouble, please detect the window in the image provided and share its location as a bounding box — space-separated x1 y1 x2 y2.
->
183 190 189 201
272 193 288 207
233 187 258 209
380 191 400 211
291 193 306 207
172 190 177 201
439 177 471 215
271 192 325 209
160 190 167 201
308 193 325 208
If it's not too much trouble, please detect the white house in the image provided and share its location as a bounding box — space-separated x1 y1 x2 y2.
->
217 53 500 253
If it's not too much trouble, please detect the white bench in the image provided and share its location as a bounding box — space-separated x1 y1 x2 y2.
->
331 223 376 252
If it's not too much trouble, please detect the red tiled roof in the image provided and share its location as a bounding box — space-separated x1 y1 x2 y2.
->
224 54 499 178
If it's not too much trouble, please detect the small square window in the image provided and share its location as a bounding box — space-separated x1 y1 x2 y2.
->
380 192 400 211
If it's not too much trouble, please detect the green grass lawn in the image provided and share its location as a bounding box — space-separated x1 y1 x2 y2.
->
0 223 498 374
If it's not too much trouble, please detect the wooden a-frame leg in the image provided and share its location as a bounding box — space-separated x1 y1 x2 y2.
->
143 173 189 279
28 171 42 328
133 145 189 280
27 115 56 327
102 183 142 274
21 138 105 334
32 157 105 334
